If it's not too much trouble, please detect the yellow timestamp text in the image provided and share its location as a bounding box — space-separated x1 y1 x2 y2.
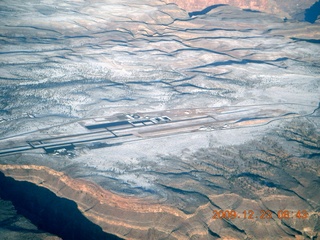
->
212 209 309 220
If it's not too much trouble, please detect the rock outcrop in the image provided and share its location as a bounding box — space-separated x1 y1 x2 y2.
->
0 165 213 239
164 0 318 20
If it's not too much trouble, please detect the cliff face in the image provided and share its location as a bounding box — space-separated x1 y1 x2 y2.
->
0 165 209 240
0 170 119 240
164 0 317 19
1 116 319 240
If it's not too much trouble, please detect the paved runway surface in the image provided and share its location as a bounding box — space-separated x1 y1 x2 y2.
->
0 103 308 156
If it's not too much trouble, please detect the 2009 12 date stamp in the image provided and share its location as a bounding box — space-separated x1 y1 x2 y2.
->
212 209 309 220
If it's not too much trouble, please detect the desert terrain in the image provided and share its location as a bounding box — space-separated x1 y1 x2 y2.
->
0 0 319 239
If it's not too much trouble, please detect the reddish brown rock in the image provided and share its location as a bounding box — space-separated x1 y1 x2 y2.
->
0 164 210 240
164 0 317 19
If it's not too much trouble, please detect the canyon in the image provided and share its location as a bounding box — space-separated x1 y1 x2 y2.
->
0 0 319 239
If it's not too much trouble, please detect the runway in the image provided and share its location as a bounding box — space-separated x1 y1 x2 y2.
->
0 103 308 156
